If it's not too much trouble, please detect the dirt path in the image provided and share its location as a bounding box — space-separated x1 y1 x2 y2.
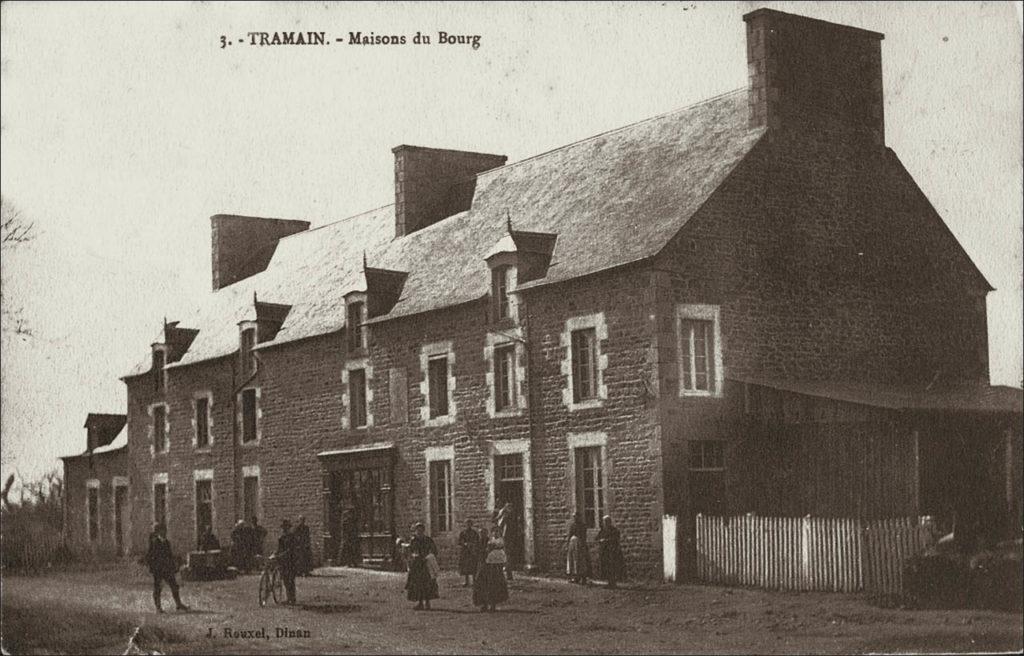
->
2 565 1021 654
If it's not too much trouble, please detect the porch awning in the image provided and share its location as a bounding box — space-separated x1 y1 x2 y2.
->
316 441 395 458
729 375 1023 414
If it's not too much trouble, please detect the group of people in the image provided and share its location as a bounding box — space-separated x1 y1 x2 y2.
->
566 512 626 589
228 516 268 572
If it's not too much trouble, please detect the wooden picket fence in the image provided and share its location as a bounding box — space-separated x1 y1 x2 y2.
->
694 514 934 595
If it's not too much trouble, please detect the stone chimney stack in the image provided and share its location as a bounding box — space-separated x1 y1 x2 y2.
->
210 214 310 290
393 146 507 238
744 8 885 144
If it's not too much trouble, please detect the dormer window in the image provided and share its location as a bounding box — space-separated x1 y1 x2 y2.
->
152 347 166 393
347 300 366 352
240 325 257 377
492 266 513 321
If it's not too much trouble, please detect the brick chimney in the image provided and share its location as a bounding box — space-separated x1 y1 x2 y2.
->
744 9 885 144
393 146 507 238
210 214 310 290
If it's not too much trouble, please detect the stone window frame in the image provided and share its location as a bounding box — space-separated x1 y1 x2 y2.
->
152 472 169 528
341 358 374 430
424 445 455 535
191 390 214 451
86 479 100 543
560 313 609 411
193 469 215 540
419 341 457 427
567 432 611 532
239 321 258 378
151 344 168 395
238 386 262 446
484 328 527 418
675 303 724 398
485 438 535 567
487 251 519 325
242 465 261 520
148 402 170 456
111 476 130 549
345 293 369 354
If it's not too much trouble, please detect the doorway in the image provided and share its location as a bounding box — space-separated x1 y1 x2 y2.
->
320 446 396 568
495 453 525 571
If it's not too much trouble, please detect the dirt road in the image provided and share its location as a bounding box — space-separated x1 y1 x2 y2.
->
2 565 1021 654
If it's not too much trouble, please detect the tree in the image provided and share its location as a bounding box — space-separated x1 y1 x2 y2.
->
1 194 35 337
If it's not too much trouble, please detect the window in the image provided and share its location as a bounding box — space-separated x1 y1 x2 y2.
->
152 348 166 393
494 344 517 411
680 319 714 393
347 301 366 351
243 474 259 521
195 397 210 448
571 328 598 403
87 485 99 542
349 368 367 428
689 440 725 471
491 265 513 321
575 446 605 529
240 327 256 376
676 304 722 397
153 405 168 453
241 388 258 443
427 355 449 418
429 460 452 532
153 482 167 527
195 479 213 542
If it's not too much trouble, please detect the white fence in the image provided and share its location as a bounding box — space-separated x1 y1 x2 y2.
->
693 514 934 595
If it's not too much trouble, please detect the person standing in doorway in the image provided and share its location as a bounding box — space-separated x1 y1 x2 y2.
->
294 515 313 576
275 519 298 605
597 515 626 589
404 522 439 610
144 523 190 613
565 512 592 585
473 525 510 612
340 509 362 567
457 519 481 587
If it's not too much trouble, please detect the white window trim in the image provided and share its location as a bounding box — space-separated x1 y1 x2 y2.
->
560 313 609 411
148 402 170 456
152 344 169 393
239 320 258 374
341 358 374 429
242 465 261 520
676 303 724 398
152 472 169 527
237 386 262 446
111 477 130 551
425 445 455 535
488 256 520 323
485 438 534 567
193 469 215 540
484 328 527 418
86 479 100 543
420 341 457 426
191 390 214 450
567 432 610 531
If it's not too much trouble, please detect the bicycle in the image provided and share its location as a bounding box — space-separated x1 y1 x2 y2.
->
257 554 285 607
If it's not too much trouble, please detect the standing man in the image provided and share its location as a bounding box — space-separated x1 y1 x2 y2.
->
230 519 248 572
295 515 314 576
144 523 189 613
252 515 267 564
276 519 298 605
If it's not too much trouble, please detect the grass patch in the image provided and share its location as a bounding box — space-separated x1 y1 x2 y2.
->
1 598 193 655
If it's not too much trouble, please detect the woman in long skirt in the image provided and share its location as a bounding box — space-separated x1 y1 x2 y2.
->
404 522 439 610
457 519 481 587
597 515 626 588
565 512 592 585
473 526 510 612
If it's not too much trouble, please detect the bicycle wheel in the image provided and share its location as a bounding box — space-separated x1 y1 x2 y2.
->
271 568 285 604
258 569 272 607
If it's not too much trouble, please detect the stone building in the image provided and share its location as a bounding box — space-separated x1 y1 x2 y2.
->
66 9 1022 577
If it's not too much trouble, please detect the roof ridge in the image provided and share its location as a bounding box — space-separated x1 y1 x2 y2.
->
476 88 748 180
278 203 395 242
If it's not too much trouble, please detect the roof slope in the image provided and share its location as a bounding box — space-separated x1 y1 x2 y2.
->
127 89 763 374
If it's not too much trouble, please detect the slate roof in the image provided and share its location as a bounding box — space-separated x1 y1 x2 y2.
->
126 89 764 376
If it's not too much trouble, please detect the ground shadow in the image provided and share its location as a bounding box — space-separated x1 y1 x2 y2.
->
298 603 363 614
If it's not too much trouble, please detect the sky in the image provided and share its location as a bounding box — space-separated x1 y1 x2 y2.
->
1 1 1021 485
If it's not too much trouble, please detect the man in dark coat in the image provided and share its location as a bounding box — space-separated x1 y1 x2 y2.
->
340 509 361 566
144 523 189 612
276 519 298 604
230 519 249 571
252 515 267 560
294 515 314 576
